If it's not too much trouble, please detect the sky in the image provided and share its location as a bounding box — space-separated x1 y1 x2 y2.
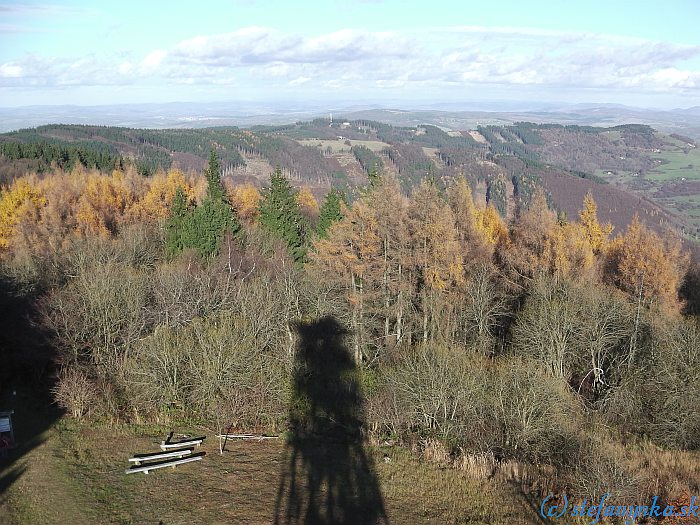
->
1 0 700 109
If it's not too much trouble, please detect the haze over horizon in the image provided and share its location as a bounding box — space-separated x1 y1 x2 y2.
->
2 0 700 110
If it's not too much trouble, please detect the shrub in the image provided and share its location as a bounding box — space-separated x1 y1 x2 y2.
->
52 368 98 420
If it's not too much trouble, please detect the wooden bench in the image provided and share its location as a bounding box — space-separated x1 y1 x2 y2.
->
160 436 205 451
128 448 193 465
125 453 204 475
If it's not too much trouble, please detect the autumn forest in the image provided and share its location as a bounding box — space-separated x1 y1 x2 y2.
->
0 127 698 514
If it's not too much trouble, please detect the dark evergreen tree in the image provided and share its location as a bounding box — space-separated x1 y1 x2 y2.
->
368 165 382 188
204 149 226 201
165 186 189 259
259 167 307 263
187 197 239 258
316 189 344 239
165 150 240 259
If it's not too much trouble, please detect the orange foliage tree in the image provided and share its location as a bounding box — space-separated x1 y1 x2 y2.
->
578 191 613 254
447 176 493 263
0 177 46 249
74 171 135 236
229 183 262 223
605 215 689 309
295 186 319 224
127 169 195 223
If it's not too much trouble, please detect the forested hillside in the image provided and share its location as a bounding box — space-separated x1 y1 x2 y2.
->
2 120 698 241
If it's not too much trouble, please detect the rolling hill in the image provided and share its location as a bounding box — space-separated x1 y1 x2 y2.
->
1 119 698 242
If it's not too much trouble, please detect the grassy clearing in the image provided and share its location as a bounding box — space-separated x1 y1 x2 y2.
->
298 139 390 154
659 194 700 234
647 148 700 181
1 418 542 525
661 133 695 149
599 130 623 141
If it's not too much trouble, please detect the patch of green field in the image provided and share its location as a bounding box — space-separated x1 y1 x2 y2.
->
647 147 700 181
664 195 700 218
594 168 640 186
658 194 700 238
298 139 390 154
601 130 623 141
661 133 694 149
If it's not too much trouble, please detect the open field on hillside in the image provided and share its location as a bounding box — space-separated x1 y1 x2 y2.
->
298 139 390 153
658 193 700 234
647 148 700 181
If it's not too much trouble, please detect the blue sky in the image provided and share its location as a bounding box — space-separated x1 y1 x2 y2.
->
1 0 699 108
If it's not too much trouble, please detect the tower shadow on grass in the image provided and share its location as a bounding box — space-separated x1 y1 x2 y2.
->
273 316 388 525
0 275 62 499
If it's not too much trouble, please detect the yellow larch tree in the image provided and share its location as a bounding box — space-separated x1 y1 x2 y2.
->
409 179 464 343
128 169 194 222
578 191 613 253
0 177 46 249
501 189 557 281
606 215 689 310
229 183 262 223
478 204 509 247
447 176 493 263
295 186 319 223
409 179 463 291
310 174 411 357
74 171 135 236
550 222 596 279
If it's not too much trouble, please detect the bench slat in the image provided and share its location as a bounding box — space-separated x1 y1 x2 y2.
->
160 438 204 451
128 449 192 464
125 454 203 475
217 434 279 440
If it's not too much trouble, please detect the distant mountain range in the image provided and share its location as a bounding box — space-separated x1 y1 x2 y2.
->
2 101 700 138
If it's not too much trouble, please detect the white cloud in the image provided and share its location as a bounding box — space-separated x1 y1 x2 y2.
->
289 76 311 86
0 64 23 78
170 27 410 66
649 68 698 88
118 62 133 75
141 50 167 70
1 25 699 104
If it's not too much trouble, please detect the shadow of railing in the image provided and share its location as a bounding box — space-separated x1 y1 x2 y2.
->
273 316 388 525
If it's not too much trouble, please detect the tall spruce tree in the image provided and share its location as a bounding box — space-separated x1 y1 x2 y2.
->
165 149 240 259
316 188 344 239
259 167 307 263
204 149 226 201
165 186 189 258
368 165 382 188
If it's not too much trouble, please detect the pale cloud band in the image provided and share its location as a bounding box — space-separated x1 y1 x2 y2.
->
2 25 699 97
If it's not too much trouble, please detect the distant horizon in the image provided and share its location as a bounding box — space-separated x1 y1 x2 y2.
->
3 98 700 137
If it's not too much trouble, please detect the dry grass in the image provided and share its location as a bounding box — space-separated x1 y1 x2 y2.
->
6 416 699 524
2 418 544 524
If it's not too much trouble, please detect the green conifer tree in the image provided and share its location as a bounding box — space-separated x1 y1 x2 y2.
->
204 149 226 201
165 149 240 259
165 186 189 258
259 167 307 263
316 188 344 239
368 164 382 188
